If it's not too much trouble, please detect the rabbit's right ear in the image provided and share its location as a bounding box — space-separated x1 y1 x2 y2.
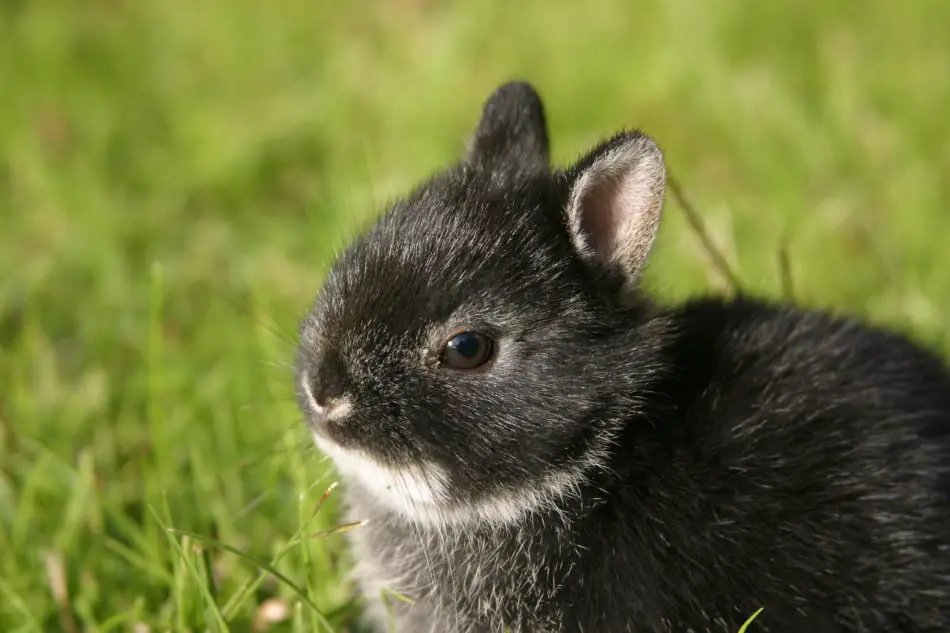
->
467 81 550 179
564 131 667 287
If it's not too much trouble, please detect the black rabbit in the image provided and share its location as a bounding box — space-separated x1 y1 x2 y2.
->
295 81 950 633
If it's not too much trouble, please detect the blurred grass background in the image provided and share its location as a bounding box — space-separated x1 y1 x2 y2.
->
1 0 949 630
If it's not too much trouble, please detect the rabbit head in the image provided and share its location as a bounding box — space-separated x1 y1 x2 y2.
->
296 81 668 526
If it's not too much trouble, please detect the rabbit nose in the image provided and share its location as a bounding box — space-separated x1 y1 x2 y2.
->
303 378 350 422
313 396 350 423
305 348 343 399
302 362 351 421
312 375 345 409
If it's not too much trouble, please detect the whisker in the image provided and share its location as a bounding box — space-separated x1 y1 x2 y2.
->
396 468 442 626
418 464 463 633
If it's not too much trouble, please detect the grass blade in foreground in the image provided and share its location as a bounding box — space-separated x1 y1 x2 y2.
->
738 607 764 632
165 527 335 632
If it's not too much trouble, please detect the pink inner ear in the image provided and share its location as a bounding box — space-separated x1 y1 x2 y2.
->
578 173 624 261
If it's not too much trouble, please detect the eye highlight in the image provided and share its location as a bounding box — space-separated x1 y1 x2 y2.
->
440 331 495 370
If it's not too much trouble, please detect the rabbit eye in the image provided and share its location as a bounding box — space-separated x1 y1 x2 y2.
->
440 331 494 370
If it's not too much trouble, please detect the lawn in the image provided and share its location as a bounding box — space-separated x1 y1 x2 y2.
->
1 0 948 631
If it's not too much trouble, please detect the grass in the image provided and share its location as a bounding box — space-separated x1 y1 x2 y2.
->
1 0 949 630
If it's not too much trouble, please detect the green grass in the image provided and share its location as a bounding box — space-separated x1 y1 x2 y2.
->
2 0 949 630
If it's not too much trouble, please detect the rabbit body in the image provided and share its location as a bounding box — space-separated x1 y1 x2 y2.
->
295 82 950 633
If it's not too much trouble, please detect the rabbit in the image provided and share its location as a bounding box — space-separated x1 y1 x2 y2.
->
294 81 950 633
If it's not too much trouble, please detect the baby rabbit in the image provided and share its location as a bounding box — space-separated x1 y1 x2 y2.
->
295 81 950 633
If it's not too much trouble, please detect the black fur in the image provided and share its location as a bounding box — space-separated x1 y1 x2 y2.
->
295 81 950 632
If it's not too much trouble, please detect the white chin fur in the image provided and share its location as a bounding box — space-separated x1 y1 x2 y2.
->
312 432 599 528
312 432 449 514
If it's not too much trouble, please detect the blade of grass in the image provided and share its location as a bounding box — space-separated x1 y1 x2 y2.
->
100 533 176 586
737 607 764 633
667 171 743 293
0 576 38 629
166 527 335 632
778 233 796 301
152 507 230 632
146 260 167 558
98 598 147 633
307 520 368 540
220 481 340 619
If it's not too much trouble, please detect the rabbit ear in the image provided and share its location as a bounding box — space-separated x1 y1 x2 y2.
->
467 81 550 178
565 131 666 284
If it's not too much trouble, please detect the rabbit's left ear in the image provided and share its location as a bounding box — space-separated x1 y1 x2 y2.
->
467 81 550 179
564 131 667 285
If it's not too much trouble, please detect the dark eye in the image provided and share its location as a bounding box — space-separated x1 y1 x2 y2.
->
440 331 494 370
